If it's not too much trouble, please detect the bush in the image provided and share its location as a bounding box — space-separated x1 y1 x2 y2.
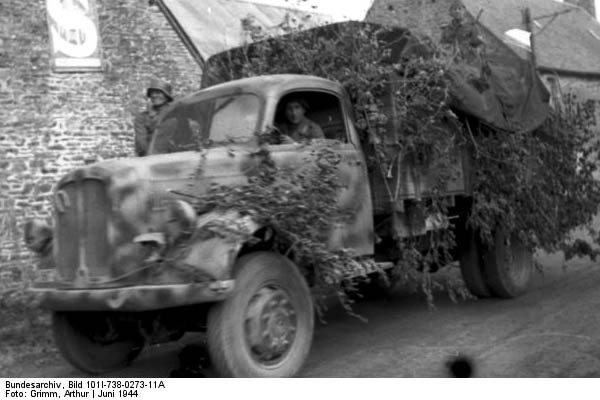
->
189 146 382 315
0 283 54 373
0 206 54 370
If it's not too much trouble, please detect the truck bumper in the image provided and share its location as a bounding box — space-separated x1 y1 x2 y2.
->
30 280 235 311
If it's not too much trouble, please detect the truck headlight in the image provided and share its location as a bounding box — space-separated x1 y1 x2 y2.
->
24 219 53 254
165 200 197 242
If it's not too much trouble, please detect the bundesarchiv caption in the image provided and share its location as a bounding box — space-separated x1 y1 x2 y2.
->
5 380 165 398
5 380 62 398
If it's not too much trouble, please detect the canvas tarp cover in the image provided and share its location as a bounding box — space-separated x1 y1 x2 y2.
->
446 53 550 132
203 21 550 133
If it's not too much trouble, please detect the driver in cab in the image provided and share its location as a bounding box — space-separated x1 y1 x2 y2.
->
277 97 324 143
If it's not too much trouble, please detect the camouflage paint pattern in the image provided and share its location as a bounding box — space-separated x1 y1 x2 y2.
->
32 281 234 311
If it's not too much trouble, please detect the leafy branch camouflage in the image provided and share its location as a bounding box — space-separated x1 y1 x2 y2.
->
203 15 600 305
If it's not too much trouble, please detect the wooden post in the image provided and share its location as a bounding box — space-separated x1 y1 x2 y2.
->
522 7 537 69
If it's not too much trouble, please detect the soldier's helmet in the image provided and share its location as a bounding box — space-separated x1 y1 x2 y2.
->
146 78 173 101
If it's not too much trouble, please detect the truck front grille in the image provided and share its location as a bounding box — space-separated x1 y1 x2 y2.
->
54 178 111 282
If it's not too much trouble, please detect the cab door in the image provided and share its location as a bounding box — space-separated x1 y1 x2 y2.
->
267 90 374 256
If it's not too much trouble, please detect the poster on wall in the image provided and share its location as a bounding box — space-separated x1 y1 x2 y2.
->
46 0 103 72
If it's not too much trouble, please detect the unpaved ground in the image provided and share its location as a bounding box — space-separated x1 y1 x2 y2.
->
3 251 600 378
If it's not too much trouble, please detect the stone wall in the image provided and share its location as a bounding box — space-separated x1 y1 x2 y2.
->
550 75 600 102
544 74 600 131
0 0 201 282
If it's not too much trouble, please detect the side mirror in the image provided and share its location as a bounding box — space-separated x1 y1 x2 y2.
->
165 200 197 243
24 219 53 254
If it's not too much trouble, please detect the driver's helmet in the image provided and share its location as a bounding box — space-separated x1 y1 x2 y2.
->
146 78 173 101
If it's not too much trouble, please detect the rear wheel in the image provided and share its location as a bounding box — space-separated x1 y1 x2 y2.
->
206 252 314 377
482 231 533 298
52 312 144 375
458 232 491 298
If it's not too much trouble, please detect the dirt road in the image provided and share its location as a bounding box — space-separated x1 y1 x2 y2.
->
5 251 600 378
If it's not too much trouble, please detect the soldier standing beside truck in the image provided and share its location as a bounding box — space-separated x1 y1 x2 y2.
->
133 78 174 156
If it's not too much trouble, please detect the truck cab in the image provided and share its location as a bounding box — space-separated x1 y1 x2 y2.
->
147 74 375 255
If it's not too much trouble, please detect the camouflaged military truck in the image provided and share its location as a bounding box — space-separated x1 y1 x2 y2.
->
25 73 534 377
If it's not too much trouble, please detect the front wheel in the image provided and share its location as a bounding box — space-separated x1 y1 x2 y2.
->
206 252 314 377
481 231 533 298
52 312 145 375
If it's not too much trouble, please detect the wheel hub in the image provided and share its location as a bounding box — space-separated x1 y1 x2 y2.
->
245 286 297 364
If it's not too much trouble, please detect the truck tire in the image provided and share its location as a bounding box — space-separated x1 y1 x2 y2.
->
482 231 533 298
206 252 314 377
459 233 491 298
52 311 144 375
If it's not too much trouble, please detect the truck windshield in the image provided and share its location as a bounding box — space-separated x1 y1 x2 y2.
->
149 93 260 154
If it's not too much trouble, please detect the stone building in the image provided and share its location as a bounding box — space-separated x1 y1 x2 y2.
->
0 0 326 282
0 0 201 281
365 0 600 111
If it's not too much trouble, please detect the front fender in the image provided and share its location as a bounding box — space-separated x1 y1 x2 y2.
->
170 211 262 281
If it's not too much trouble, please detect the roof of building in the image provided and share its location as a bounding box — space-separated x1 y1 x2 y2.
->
159 0 332 64
461 0 600 75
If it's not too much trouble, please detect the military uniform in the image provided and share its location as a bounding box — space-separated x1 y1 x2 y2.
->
134 105 169 156
279 118 324 143
133 78 173 156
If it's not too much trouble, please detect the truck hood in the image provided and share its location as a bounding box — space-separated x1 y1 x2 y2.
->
59 146 258 197
51 146 260 287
